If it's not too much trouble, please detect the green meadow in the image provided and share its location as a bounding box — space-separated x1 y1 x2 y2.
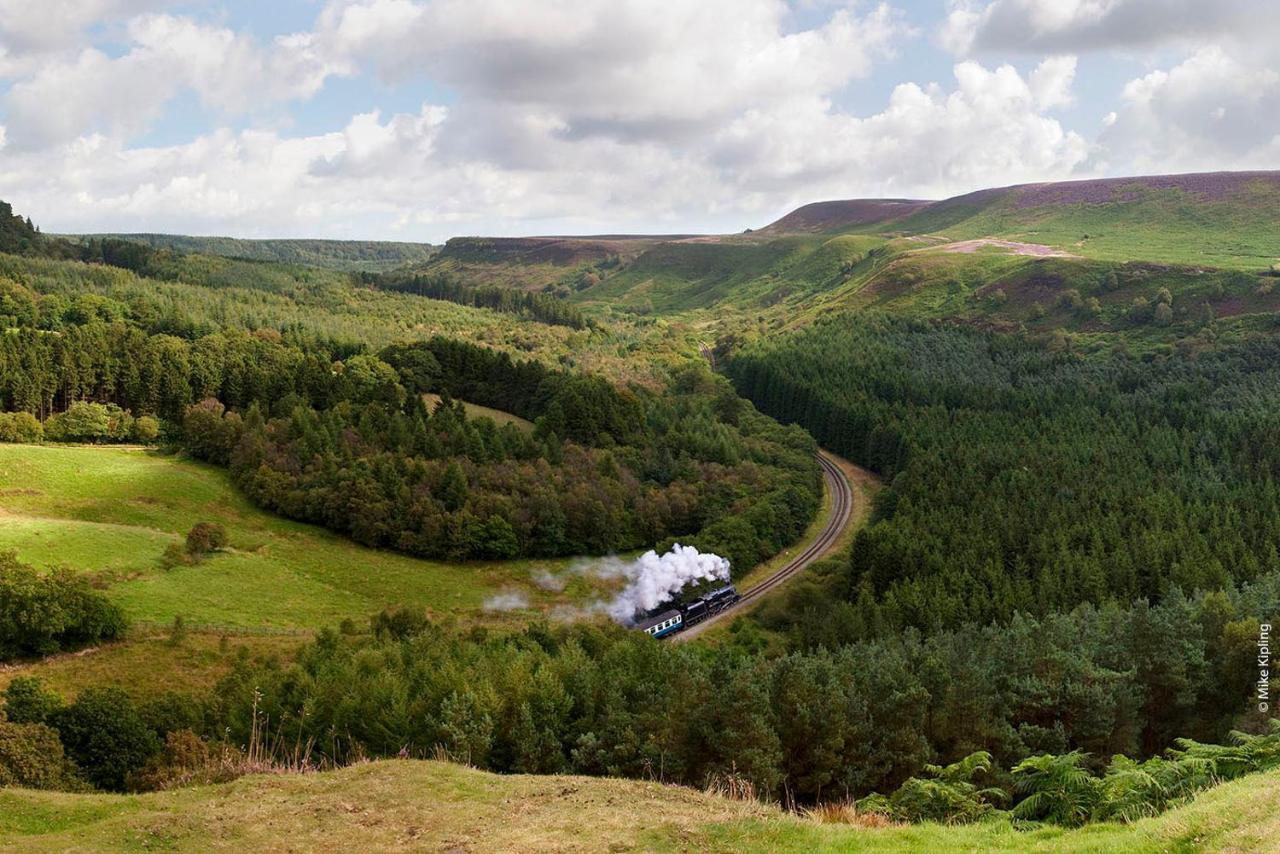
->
0 443 606 630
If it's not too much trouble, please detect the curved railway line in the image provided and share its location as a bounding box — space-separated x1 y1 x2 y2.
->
674 450 854 641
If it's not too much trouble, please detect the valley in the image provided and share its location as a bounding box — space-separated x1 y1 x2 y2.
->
2 170 1280 849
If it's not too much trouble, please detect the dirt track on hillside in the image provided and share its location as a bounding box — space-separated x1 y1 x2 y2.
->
929 238 1078 258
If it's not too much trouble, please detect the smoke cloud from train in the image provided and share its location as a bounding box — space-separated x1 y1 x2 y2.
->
603 544 731 624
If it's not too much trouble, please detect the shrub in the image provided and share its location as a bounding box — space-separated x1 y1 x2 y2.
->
181 399 244 465
1011 751 1101 827
132 415 161 443
3 677 65 725
140 691 206 738
1154 302 1174 326
0 411 42 443
43 402 109 442
168 615 188 646
160 542 195 569
0 721 75 789
53 687 161 791
872 752 1006 824
129 731 257 792
128 729 213 791
371 606 433 641
1058 289 1083 310
43 401 135 443
0 552 128 659
185 522 227 555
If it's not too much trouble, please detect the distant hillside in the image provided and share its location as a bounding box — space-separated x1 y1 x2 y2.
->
438 235 673 266
760 198 933 234
394 171 1280 319
417 235 683 291
70 233 438 272
766 171 1280 270
2 760 1277 851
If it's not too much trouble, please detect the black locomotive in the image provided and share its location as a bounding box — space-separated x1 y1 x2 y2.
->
636 584 740 639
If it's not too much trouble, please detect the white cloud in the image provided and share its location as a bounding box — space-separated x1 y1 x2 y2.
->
314 0 907 144
3 48 172 149
1 0 1268 239
941 0 1274 55
1028 55 1077 110
0 0 174 76
941 1 1280 179
711 60 1087 203
1 13 341 149
0 53 1091 239
1096 46 1280 173
126 15 340 112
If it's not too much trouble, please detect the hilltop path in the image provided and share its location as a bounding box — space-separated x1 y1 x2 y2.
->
675 449 865 641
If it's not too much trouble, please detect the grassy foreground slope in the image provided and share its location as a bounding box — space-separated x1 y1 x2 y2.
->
0 444 597 630
1 760 1275 852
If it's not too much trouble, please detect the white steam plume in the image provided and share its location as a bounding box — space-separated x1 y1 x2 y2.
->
531 567 567 592
603 544 730 624
483 589 529 612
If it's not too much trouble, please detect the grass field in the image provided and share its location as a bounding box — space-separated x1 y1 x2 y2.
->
0 632 302 701
0 759 1274 852
421 394 535 433
0 443 612 631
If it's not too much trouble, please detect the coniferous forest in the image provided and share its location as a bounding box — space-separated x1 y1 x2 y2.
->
728 317 1280 630
0 298 817 566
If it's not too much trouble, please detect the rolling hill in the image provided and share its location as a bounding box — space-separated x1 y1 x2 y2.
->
1 760 1276 852
758 198 933 234
414 235 681 292
556 171 1280 324
764 171 1280 270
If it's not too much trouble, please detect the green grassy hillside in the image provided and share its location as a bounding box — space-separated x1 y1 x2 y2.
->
413 235 664 293
862 172 1280 271
548 174 1278 332
574 234 890 314
1 759 1275 852
421 393 535 432
0 444 606 630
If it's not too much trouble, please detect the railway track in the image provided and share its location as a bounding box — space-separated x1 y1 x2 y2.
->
674 450 853 641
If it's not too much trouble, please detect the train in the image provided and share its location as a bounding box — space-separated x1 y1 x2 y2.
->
636 584 740 639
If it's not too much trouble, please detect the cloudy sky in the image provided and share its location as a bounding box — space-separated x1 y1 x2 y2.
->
1 0 1277 240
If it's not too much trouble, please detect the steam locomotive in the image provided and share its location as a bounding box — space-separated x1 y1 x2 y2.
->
636 584 740 639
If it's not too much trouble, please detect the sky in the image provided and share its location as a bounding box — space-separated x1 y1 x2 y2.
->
0 0 1277 241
